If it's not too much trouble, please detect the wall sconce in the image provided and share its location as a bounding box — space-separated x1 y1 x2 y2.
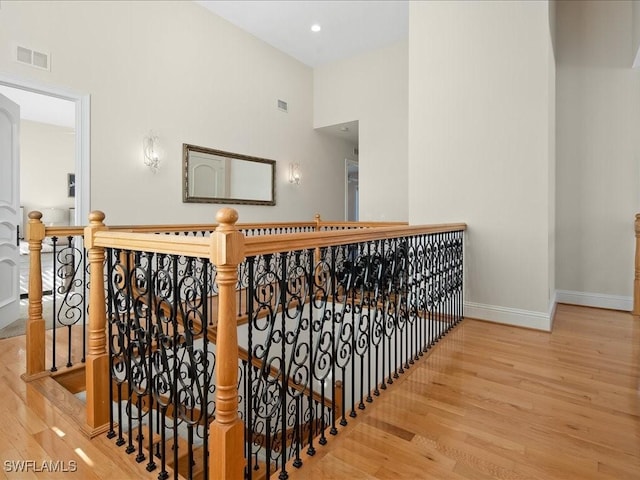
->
143 132 160 173
288 162 301 184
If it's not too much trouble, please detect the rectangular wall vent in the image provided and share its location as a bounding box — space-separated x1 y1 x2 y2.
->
277 99 288 112
14 45 50 71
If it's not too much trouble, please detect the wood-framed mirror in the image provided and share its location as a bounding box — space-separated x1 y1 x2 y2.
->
182 144 276 206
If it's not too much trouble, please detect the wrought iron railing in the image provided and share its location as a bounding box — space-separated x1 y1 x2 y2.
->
241 231 464 478
22 208 464 480
106 250 216 479
75 210 464 480
23 212 393 379
47 233 88 371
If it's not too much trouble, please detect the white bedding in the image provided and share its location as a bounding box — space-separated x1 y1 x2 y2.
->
19 240 54 255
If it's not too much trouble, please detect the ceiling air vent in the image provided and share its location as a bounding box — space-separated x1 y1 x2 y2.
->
277 99 288 113
15 45 50 71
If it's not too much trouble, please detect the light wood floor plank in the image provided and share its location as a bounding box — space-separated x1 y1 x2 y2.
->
287 304 640 479
0 303 637 479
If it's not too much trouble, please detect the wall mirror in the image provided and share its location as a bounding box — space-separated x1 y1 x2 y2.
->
183 144 276 206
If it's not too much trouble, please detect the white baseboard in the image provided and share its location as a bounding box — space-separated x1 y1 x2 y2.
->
555 290 632 312
464 290 630 332
464 301 552 331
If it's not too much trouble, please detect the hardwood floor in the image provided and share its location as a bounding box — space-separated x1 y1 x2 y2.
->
0 331 158 479
0 304 637 479
287 304 640 480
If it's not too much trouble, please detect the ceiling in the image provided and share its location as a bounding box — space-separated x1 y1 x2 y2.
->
316 120 358 144
197 1 409 68
0 84 75 129
197 1 405 144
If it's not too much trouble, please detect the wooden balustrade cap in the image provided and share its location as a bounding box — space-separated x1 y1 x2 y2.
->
216 208 239 226
28 211 42 220
89 211 106 224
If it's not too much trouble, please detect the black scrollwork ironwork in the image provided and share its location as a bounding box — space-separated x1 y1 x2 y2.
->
101 227 463 480
242 229 464 479
106 248 215 480
50 235 87 371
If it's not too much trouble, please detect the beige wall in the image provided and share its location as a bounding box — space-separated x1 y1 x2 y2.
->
314 41 408 222
408 1 555 329
556 0 640 308
632 0 640 66
20 120 75 219
6 0 635 326
0 0 351 224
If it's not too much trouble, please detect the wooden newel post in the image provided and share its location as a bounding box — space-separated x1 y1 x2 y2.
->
634 214 640 316
314 213 321 265
25 211 46 378
209 208 245 480
84 211 110 434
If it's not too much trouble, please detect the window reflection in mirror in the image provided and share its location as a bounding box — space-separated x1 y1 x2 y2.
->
183 144 275 205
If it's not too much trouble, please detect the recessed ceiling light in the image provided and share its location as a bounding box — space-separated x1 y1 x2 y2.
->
340 126 349 132
311 24 321 33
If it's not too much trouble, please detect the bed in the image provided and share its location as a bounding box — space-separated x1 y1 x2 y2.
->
19 239 55 299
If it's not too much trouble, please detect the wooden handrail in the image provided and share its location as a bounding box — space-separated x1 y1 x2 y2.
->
314 212 407 230
108 221 315 233
93 230 209 256
41 219 403 238
91 222 466 259
41 226 85 238
244 222 466 256
318 221 408 228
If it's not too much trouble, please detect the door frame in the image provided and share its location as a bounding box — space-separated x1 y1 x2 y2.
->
0 74 91 224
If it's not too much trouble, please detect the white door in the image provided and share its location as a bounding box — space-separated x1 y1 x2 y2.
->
0 93 20 328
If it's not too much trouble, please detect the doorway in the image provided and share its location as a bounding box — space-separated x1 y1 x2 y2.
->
345 158 359 221
0 78 90 329
0 77 90 226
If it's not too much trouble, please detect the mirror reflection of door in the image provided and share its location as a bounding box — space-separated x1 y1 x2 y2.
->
189 153 227 198
183 144 276 205
345 159 359 221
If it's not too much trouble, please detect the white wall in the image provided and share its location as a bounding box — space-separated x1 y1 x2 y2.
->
408 1 555 329
314 41 408 222
556 0 640 310
20 120 75 218
0 1 351 224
